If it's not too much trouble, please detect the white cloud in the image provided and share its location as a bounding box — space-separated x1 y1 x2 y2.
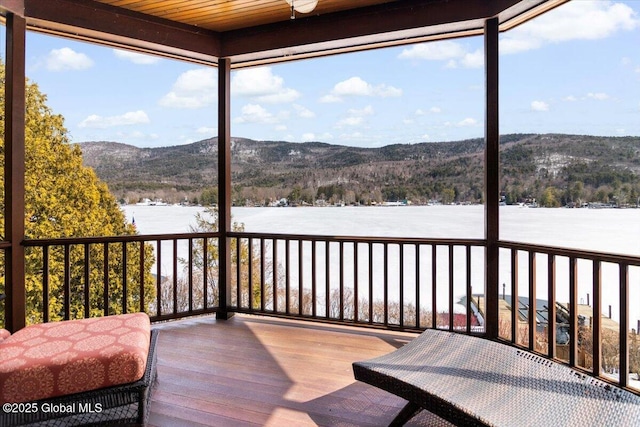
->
349 105 374 116
461 49 484 68
399 40 483 68
302 133 315 141
338 116 365 127
399 41 466 60
333 77 372 96
531 101 549 112
232 67 300 104
635 67 640 73
587 92 609 100
275 125 287 131
319 94 343 103
46 48 93 71
457 118 478 127
336 105 374 127
196 126 215 134
430 107 442 114
159 68 216 108
113 49 159 64
293 104 315 118
501 1 639 54
324 77 402 102
403 119 414 125
564 95 577 102
79 110 150 128
234 104 278 124
422 134 430 140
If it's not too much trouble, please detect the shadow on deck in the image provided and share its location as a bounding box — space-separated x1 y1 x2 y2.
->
148 314 454 426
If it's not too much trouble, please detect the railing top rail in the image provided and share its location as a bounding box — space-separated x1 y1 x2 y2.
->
22 231 220 246
499 239 640 265
228 231 487 246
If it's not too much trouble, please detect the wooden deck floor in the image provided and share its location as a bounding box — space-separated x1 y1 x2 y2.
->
148 314 454 427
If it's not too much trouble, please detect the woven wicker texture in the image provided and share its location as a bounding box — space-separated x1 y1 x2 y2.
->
0 328 158 427
353 329 640 427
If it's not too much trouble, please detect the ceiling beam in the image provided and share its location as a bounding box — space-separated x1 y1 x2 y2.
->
221 0 521 63
3 0 221 65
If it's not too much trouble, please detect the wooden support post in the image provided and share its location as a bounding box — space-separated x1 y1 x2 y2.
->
5 12 27 332
216 57 233 320
484 17 500 339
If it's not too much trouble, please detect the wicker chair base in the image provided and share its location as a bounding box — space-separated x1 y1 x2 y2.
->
0 329 159 427
353 329 640 427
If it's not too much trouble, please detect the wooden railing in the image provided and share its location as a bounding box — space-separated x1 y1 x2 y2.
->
12 232 640 391
498 241 640 389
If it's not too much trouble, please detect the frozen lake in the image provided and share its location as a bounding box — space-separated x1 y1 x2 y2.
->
123 204 640 255
122 205 640 326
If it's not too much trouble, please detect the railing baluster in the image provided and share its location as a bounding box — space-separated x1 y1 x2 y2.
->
273 238 278 313
203 237 208 309
466 245 471 333
383 243 388 326
511 249 518 344
64 244 70 320
400 243 404 328
368 242 373 324
139 241 145 313
249 237 254 311
312 240 317 318
84 243 90 319
156 240 161 317
620 263 629 388
260 238 266 312
339 241 344 321
43 245 49 323
448 244 454 331
326 241 331 319
529 251 536 352
299 239 304 315
122 241 128 314
416 244 420 329
431 245 437 329
236 237 241 308
285 239 290 315
353 242 358 323
592 259 601 377
188 238 193 313
569 256 578 367
547 254 556 359
173 239 178 314
104 243 109 317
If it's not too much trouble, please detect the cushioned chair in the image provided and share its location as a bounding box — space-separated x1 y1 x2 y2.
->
0 313 158 427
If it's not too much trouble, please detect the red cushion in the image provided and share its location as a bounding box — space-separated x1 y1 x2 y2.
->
0 313 150 404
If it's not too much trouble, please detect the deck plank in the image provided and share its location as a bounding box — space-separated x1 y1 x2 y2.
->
148 314 454 427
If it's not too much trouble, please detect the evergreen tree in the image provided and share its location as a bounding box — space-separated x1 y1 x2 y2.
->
0 64 156 324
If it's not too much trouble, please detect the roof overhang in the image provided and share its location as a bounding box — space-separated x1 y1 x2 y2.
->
0 0 569 68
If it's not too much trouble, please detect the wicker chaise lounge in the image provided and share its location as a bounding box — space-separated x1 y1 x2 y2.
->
353 329 640 426
0 313 158 427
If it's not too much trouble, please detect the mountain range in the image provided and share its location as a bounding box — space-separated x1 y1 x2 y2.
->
77 134 640 206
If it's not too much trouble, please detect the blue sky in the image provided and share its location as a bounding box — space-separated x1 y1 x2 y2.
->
6 0 640 148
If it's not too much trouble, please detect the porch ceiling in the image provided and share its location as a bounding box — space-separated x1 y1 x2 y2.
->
0 0 567 68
